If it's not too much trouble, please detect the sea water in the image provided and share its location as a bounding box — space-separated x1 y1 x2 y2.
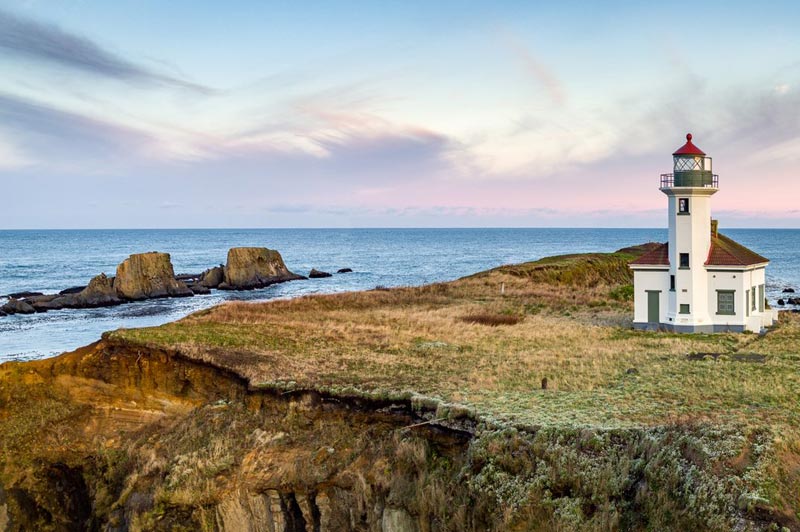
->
1 228 798 361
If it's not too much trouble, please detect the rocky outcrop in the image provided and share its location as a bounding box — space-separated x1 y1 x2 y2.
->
4 291 42 299
114 252 193 300
75 273 122 307
199 265 225 288
309 269 332 278
25 274 121 312
337 268 353 274
0 246 306 318
188 284 211 295
220 247 304 290
59 286 86 295
0 299 35 315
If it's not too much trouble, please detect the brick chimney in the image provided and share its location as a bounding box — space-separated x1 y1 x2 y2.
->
711 219 718 238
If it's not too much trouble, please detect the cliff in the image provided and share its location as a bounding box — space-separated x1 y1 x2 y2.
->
1 248 798 531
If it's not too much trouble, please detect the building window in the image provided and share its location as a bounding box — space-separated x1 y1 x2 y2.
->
678 198 690 214
670 275 675 291
717 290 735 315
746 290 750 317
759 285 765 312
679 253 689 269
679 304 690 314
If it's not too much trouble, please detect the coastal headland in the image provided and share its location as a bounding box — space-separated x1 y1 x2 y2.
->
1 245 798 531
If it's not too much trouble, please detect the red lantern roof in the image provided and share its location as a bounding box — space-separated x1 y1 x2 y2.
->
672 133 706 156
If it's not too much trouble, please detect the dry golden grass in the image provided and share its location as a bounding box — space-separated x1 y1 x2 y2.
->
111 249 800 433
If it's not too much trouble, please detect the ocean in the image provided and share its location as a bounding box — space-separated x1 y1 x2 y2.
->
1 228 798 362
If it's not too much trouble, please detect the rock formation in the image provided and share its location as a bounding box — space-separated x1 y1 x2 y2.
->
220 247 304 290
25 274 121 312
199 265 225 288
75 273 122 307
0 298 35 315
337 268 353 274
0 246 307 317
114 252 193 300
309 268 333 278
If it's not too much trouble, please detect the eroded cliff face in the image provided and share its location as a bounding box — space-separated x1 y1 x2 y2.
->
0 341 795 532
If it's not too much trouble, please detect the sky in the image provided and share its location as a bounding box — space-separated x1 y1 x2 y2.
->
0 1 799 229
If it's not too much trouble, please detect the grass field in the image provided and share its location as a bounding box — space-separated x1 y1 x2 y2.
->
111 247 800 432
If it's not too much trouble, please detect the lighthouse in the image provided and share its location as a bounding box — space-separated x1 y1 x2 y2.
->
630 134 777 333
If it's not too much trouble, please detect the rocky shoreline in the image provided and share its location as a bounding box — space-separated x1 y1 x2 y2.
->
0 246 347 317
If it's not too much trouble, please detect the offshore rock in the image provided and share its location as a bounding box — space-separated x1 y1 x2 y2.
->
114 252 193 301
220 247 304 290
74 273 122 307
337 268 353 274
59 286 86 295
199 265 225 288
188 283 211 295
28 274 121 311
5 291 43 299
1 299 36 315
309 268 333 278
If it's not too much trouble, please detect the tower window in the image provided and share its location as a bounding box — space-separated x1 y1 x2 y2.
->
679 253 689 268
679 304 690 314
717 290 735 315
678 198 690 214
670 275 675 291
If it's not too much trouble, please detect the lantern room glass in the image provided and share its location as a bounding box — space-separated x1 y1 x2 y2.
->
673 155 712 172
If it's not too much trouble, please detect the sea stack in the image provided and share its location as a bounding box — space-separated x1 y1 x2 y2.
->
220 247 304 290
114 252 193 300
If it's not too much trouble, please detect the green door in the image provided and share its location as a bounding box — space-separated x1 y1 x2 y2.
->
647 291 660 323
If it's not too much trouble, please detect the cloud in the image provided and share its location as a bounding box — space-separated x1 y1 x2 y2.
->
0 7 211 93
0 92 156 171
499 32 566 107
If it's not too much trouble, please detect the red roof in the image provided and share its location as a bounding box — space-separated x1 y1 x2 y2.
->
630 233 768 268
673 133 706 156
706 233 769 266
630 242 669 266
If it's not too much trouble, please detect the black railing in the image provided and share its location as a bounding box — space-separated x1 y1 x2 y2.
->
660 173 719 188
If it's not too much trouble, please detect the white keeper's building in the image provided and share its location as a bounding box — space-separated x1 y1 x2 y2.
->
630 134 778 333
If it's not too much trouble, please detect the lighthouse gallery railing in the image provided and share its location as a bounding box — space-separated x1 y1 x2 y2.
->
660 173 719 189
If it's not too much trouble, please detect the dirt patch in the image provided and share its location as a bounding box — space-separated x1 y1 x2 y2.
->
686 352 767 363
459 313 523 326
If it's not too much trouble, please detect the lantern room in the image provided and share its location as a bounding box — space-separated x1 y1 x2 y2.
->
666 133 717 188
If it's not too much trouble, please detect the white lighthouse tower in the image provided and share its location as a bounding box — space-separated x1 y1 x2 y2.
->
663 133 717 328
630 134 777 333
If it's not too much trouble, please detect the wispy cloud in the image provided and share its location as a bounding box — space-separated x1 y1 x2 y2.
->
499 32 566 107
0 7 211 93
0 91 156 171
